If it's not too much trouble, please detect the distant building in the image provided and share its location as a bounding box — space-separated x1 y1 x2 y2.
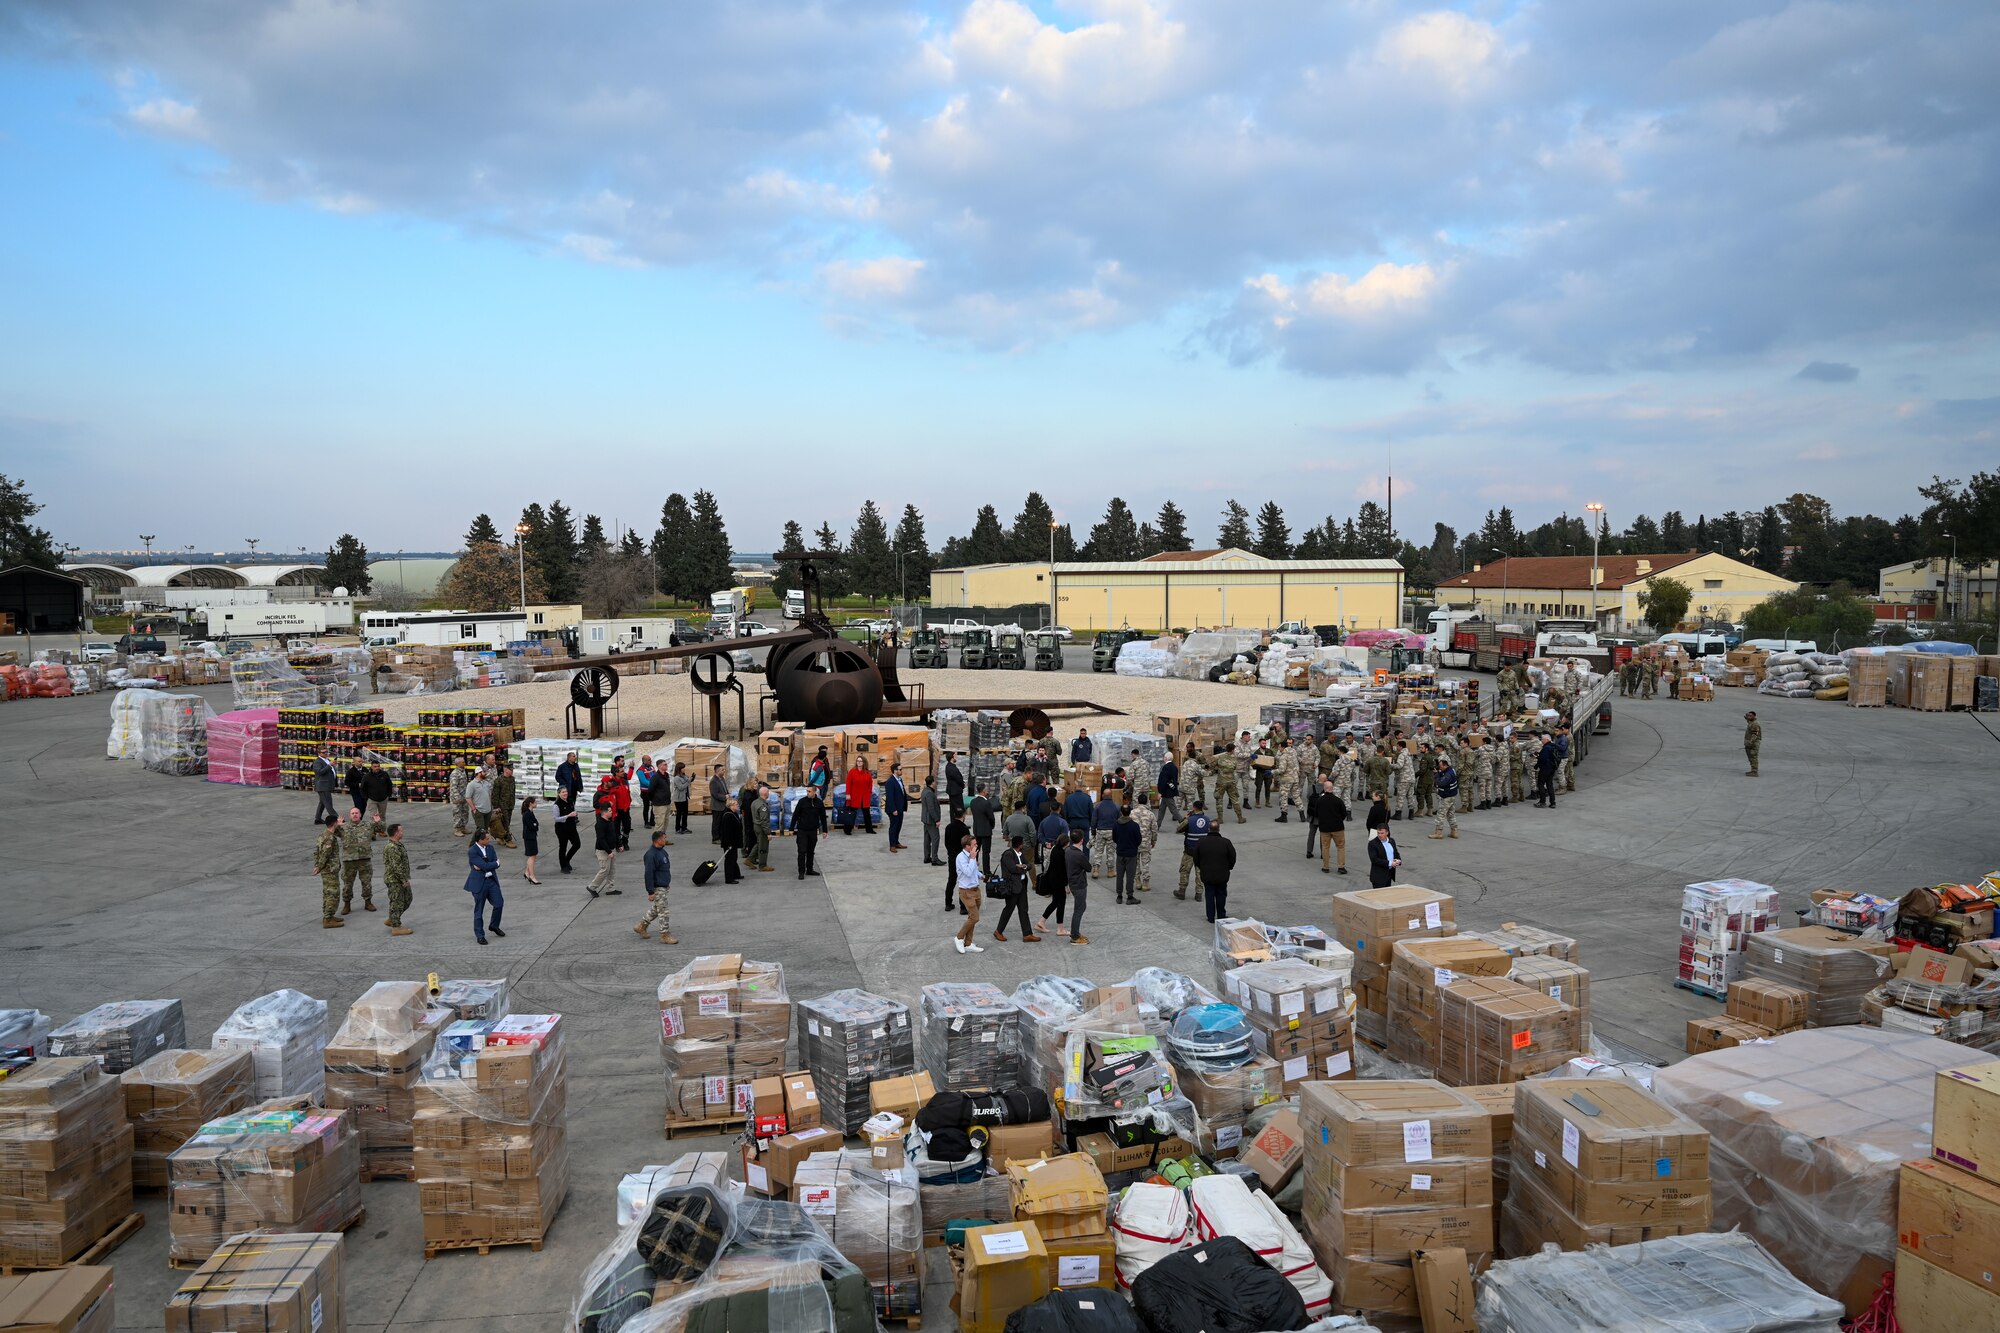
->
0 566 88 633
1878 556 1996 619
929 548 1405 631
366 557 459 598
1436 552 1793 632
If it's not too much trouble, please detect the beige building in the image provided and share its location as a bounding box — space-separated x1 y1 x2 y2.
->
929 549 1405 632
1436 552 1794 632
1878 557 1996 618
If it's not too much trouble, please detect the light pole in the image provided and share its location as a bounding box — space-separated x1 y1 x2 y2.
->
1488 548 1509 622
1048 520 1059 630
140 535 155 565
513 522 531 608
1941 530 1956 624
1586 502 1605 629
245 537 260 561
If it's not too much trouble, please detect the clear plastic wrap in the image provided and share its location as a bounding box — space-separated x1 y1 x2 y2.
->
1476 1232 1844 1333
514 737 634 797
0 1056 135 1270
792 1147 922 1321
650 737 754 795
164 1232 347 1333
1740 929 1892 1027
212 988 329 1101
414 1013 570 1250
323 982 450 1178
435 977 511 1022
49 998 186 1074
165 1095 363 1263
204 707 281 786
1058 987 1175 1121
106 687 149 758
1115 640 1178 677
797 990 914 1135
0 1007 51 1061
1505 954 1592 1045
134 691 214 775
919 982 1023 1094
227 652 323 709
120 1046 256 1190
659 956 791 1130
1011 975 1095 1095
1650 1027 1972 1299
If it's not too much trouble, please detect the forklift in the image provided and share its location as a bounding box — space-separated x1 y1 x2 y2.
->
1031 630 1065 671
995 630 1027 670
908 627 948 668
1091 628 1140 672
959 627 996 669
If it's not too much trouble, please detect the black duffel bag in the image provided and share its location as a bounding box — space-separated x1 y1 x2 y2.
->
916 1087 1052 1161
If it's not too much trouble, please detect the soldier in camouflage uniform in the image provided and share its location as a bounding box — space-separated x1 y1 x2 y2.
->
1330 747 1358 806
1037 736 1064 785
1208 745 1245 824
1001 761 1027 819
382 823 414 935
1124 747 1155 806
448 761 472 837
1233 733 1259 809
1316 736 1340 788
1132 793 1159 891
1364 748 1392 812
1180 744 1208 809
1508 733 1528 805
1273 740 1303 822
1391 742 1417 822
1458 737 1479 813
337 808 377 914
490 765 518 847
1559 723 1577 792
314 817 344 928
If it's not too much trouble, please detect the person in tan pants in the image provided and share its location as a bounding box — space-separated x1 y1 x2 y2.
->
951 836 985 953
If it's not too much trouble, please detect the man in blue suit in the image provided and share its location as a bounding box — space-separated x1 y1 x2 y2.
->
465 830 505 945
883 763 910 852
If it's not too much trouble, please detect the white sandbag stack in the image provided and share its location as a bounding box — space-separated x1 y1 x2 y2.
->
1756 652 1816 698
1112 1180 1191 1290
1189 1174 1332 1319
1115 640 1177 678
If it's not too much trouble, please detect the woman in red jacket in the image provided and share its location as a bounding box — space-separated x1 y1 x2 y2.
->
843 764 876 835
601 770 634 851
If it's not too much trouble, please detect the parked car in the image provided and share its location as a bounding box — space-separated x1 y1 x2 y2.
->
81 641 118 662
1047 625 1074 642
115 634 166 655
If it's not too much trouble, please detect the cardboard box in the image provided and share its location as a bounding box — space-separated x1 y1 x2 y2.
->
782 1071 820 1132
1412 1247 1478 1333
1006 1154 1108 1240
1043 1231 1116 1291
1333 887 1458 964
0 1267 113 1333
1686 1016 1777 1054
1724 979 1810 1032
749 1125 842 1197
1437 977 1580 1086
164 1232 344 1333
1933 1062 2000 1187
1899 1158 2000 1294
1312 1202 1494 1261
1238 1108 1305 1192
1074 1133 1156 1178
1899 949 1974 987
1300 1080 1493 1166
958 1221 1051 1333
983 1120 1055 1172
748 1076 787 1138
869 1072 936 1124
1895 1249 2000 1331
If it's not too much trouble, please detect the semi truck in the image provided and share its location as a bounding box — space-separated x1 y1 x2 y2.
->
1451 621 1533 672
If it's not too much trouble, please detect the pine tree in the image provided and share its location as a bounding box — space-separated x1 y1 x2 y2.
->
538 502 581 601
1154 501 1192 553
323 534 372 594
1296 522 1326 559
1626 514 1662 551
0 475 59 570
1253 502 1291 560
965 506 1009 564
1136 522 1159 555
619 529 644 559
774 520 807 594
1217 501 1253 551
651 495 695 600
1341 518 1360 556
464 513 501 549
1754 507 1785 572
892 505 933 596
847 501 896 598
1008 492 1059 562
1428 523 1459 581
1355 501 1395 557
1659 511 1687 551
1081 498 1142 561
686 490 735 600
581 514 609 558
1694 515 1709 550
813 522 848 597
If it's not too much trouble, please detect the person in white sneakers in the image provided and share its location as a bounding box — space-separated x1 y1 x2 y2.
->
952 835 985 953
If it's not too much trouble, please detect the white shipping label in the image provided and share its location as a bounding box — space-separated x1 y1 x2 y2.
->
1215 1124 1243 1149
1279 991 1306 1017
747 1162 769 1191
1411 1174 1432 1191
1549 985 1563 1001
1535 1150 1547 1168
312 1294 323 1331
1403 1120 1434 1163
1434 968 1456 988
1314 989 1339 1014
1408 918 1423 930
1256 991 1274 1013
1283 1056 1308 1081
660 1007 685 1038
702 1076 730 1105
800 1185 838 1215
1058 1255 1101 1285
1773 949 1785 964
1326 1051 1353 1076
1561 1120 1581 1167
1742 1091 1784 1107
698 994 730 1016
807 1019 821 1037
735 1083 754 1112
1425 903 1443 928
981 1032 997 1042
980 1228 1031 1256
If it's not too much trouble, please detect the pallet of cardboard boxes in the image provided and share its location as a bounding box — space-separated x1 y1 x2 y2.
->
121 1048 255 1191
1899 1060 2000 1326
164 1232 345 1332
661 956 792 1135
323 982 452 1181
165 1095 362 1266
0 1057 139 1272
1331 885 1458 1049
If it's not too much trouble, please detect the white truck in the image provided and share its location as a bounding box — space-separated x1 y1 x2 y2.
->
200 604 329 638
1425 609 1481 654
782 589 807 621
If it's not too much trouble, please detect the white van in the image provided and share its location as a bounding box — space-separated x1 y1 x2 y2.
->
1656 632 1731 657
1740 637 1818 653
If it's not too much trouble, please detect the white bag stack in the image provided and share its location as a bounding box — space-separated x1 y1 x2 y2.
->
211 988 329 1100
1112 1181 1191 1290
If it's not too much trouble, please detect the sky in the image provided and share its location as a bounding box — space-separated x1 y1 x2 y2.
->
2 0 1997 555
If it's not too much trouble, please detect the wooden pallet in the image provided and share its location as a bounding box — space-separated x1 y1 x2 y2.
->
169 1207 364 1269
1673 978 1728 1001
663 1117 740 1140
424 1233 545 1259
0 1211 144 1276
361 1163 418 1182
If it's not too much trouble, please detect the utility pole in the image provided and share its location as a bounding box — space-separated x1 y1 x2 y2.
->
1049 519 1059 630
514 522 532 608
245 537 260 560
140 535 155 565
1586 502 1605 629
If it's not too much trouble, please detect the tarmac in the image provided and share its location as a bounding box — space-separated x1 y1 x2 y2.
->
4 679 1998 1329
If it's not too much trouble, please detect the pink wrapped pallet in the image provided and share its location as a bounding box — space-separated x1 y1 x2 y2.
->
206 708 281 787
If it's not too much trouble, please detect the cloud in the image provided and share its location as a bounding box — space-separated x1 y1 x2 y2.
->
3 0 1997 377
1795 360 1859 383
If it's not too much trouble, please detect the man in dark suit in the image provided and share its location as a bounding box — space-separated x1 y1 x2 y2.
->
942 810 970 911
919 776 942 864
464 831 505 945
968 783 998 875
1192 824 1236 923
1367 824 1401 888
944 752 965 814
555 752 583 805
793 789 824 879
883 764 910 851
716 798 744 883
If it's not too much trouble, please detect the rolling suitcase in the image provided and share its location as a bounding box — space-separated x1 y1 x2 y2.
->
691 860 720 886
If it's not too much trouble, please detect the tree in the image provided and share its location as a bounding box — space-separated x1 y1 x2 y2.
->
812 522 849 597
1659 511 1687 551
685 490 735 601
1008 492 1060 563
1154 501 1192 554
1743 582 1874 646
1637 575 1693 634
0 475 59 570
464 513 501 549
538 502 581 601
1355 501 1396 558
1753 507 1785 573
1694 515 1709 549
1922 472 2000 563
440 542 545 612
1136 521 1159 555
1253 502 1291 560
774 520 808 593
891 505 933 597
1427 523 1459 581
580 514 610 559
847 501 896 598
651 494 695 600
368 582 424 612
1081 498 1142 562
1217 501 1253 551
323 534 371 594
580 550 654 618
1625 515 1662 551
964 506 1010 565
619 528 644 559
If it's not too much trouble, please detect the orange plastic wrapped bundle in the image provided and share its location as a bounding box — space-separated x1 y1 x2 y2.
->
29 663 73 697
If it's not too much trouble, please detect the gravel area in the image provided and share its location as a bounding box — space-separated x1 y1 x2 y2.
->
378 665 1298 741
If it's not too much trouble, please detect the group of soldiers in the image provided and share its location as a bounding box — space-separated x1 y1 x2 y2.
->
1617 656 1683 698
312 808 413 933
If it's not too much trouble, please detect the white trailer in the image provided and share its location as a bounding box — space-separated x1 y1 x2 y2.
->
576 618 686 655
202 604 329 638
391 611 533 647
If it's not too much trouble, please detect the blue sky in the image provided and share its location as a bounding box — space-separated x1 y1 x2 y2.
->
3 1 1996 554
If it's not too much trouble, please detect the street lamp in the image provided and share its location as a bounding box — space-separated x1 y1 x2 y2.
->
1942 530 1956 624
1586 502 1605 629
513 522 532 608
1487 547 1509 622
140 535 155 565
1048 519 1059 630
245 537 260 560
